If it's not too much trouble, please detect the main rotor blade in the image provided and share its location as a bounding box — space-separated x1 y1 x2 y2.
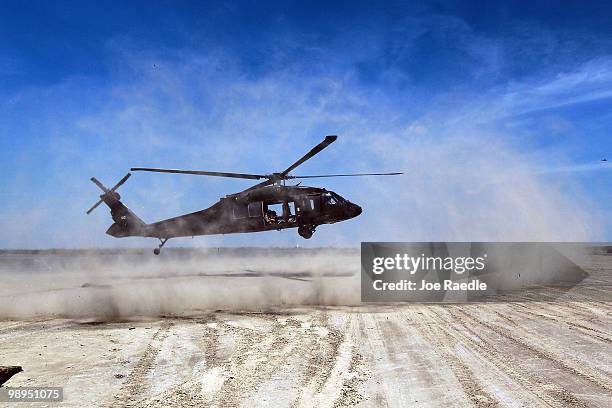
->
242 178 275 193
289 172 403 179
281 135 337 176
110 173 131 192
130 168 266 180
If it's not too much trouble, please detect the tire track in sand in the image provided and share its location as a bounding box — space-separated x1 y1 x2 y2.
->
454 306 612 394
292 311 366 408
130 317 220 407
503 302 612 345
211 313 314 407
356 310 469 407
112 322 173 407
426 305 587 407
443 305 612 407
411 309 502 408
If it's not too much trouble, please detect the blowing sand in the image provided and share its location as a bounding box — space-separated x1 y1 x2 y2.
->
0 248 610 407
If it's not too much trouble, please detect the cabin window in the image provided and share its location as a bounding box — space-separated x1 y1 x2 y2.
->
264 201 296 223
265 203 282 222
305 195 321 212
233 204 249 219
248 201 263 218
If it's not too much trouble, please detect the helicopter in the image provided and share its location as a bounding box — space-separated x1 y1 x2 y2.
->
87 135 402 254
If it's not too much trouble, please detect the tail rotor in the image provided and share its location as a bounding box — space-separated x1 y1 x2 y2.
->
86 173 131 214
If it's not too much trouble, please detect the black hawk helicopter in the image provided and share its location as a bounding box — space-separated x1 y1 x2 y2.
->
87 136 402 254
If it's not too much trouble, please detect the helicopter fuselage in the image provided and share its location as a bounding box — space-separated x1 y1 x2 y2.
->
106 184 362 240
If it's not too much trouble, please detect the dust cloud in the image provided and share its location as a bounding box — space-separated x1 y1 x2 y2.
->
352 133 605 243
0 249 360 320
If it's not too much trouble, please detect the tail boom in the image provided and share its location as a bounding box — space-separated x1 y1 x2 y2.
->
104 195 148 238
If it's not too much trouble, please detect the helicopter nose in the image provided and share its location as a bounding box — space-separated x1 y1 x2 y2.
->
348 203 362 218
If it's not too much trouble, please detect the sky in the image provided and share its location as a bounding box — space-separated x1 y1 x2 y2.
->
0 0 611 248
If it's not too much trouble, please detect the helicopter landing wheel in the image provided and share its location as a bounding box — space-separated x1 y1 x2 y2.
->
154 238 169 255
298 225 315 239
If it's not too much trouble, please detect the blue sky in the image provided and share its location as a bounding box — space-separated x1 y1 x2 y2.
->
0 1 610 248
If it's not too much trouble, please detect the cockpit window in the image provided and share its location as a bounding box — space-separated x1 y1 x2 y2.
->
323 193 343 205
332 193 346 203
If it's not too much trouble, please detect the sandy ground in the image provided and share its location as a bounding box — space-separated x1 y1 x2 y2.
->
0 250 610 407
